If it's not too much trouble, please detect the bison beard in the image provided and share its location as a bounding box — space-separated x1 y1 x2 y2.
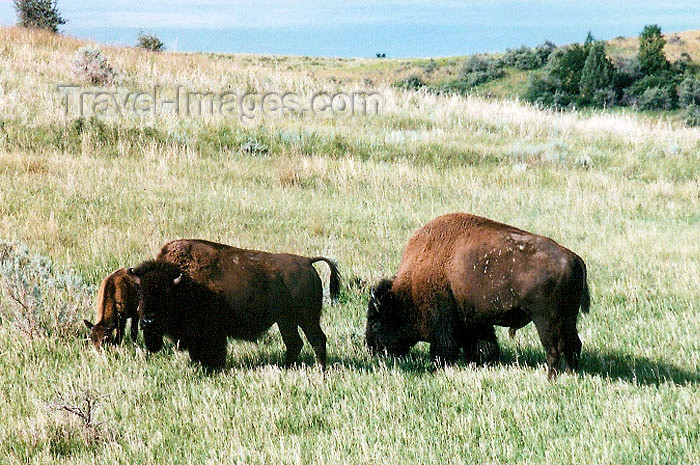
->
130 261 232 368
129 240 339 370
366 213 590 379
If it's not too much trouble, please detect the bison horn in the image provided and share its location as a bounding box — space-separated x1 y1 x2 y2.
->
369 290 380 313
173 273 183 285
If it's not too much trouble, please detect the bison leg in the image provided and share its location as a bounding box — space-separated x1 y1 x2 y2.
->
143 330 164 353
278 321 304 368
430 309 460 366
532 315 562 380
462 324 500 365
114 314 126 345
189 337 227 370
300 322 327 370
129 316 139 343
561 320 582 372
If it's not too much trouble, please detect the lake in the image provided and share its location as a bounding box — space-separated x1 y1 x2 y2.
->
0 0 698 57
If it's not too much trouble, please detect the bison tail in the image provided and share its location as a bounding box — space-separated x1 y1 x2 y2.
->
310 257 341 302
581 278 590 314
578 257 590 314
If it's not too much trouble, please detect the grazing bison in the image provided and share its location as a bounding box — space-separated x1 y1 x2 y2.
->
84 268 139 349
128 239 340 370
366 213 590 379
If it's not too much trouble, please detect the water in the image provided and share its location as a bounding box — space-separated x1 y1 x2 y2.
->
0 0 698 57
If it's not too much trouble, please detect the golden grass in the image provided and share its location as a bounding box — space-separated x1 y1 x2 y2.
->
608 29 700 61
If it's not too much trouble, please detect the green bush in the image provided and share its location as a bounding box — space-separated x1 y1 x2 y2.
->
533 41 557 67
684 104 700 127
627 74 679 108
460 54 503 76
502 42 554 70
544 44 589 97
457 54 505 90
524 73 575 109
393 75 426 91
0 241 92 339
13 0 66 33
136 31 165 52
637 86 674 110
525 43 588 108
678 76 700 108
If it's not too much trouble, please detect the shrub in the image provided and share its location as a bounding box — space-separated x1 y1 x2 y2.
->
533 41 557 67
456 54 505 90
524 74 575 109
422 59 438 75
621 71 680 109
239 136 269 155
685 104 700 127
0 241 92 339
394 75 426 91
637 86 674 110
502 42 555 71
678 76 700 108
429 79 472 96
544 44 588 97
525 44 588 107
13 0 66 33
70 47 116 85
136 31 165 52
460 54 502 76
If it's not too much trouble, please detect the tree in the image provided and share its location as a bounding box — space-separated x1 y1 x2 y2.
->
546 44 588 97
13 0 66 33
638 24 668 75
579 41 615 105
136 31 165 52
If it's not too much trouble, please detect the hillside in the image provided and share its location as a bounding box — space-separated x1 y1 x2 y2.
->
0 26 699 465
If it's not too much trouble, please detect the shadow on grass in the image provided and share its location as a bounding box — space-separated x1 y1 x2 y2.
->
323 346 699 386
499 345 700 386
181 340 698 386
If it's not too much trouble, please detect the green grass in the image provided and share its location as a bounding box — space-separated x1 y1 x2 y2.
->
0 26 699 465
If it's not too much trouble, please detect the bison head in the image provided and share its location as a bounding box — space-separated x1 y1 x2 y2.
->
127 261 184 353
365 278 416 357
83 320 113 349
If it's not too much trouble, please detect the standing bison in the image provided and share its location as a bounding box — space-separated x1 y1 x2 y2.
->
129 239 339 370
84 268 139 349
366 213 590 379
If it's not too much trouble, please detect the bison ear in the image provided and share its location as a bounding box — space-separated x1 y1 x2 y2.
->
173 273 183 285
83 319 94 330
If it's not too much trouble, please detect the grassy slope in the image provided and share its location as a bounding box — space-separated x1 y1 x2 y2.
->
0 26 699 465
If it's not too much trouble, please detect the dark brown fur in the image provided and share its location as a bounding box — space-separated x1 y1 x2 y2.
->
130 239 340 369
84 268 139 349
366 213 590 379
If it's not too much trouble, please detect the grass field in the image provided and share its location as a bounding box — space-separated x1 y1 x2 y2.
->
0 26 699 465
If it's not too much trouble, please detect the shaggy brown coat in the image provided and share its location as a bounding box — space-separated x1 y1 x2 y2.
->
130 239 340 369
84 268 139 349
366 213 590 379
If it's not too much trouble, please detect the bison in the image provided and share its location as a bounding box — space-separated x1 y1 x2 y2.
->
128 239 340 370
366 213 590 379
84 268 139 349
